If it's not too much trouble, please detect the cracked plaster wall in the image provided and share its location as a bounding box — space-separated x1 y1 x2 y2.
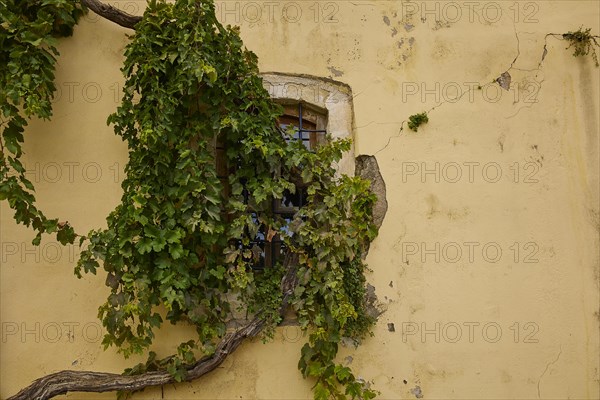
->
1 1 599 399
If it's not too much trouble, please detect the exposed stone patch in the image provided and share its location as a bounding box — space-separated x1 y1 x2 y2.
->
365 283 385 319
355 155 388 230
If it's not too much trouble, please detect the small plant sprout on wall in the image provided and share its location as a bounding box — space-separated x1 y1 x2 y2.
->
407 112 429 132
562 27 600 66
395 26 598 138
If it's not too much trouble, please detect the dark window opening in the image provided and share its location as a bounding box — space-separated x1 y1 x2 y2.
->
219 103 327 271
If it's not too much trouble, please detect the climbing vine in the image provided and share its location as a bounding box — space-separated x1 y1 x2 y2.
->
3 0 379 399
79 1 380 397
0 0 84 245
6 0 594 399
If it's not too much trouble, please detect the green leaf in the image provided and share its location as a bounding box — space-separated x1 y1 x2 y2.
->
57 224 76 245
335 365 352 381
164 229 181 244
155 257 171 269
209 265 226 280
314 382 329 400
137 238 153 254
169 243 185 259
32 233 42 246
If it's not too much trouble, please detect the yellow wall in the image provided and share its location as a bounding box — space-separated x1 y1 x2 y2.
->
1 1 599 399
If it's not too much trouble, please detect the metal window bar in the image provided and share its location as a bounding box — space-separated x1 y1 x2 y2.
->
223 103 326 271
262 103 325 269
286 103 327 149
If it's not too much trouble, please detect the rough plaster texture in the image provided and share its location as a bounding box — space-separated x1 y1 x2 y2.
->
1 1 599 399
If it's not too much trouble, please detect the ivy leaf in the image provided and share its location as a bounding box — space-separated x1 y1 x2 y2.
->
155 257 171 269
169 243 185 259
307 362 324 377
335 365 352 381
209 265 226 280
164 229 181 243
224 249 239 264
56 223 76 245
137 238 153 254
314 383 329 400
205 193 220 205
32 233 42 246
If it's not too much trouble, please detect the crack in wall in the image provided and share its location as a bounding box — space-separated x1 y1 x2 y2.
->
537 346 563 399
372 28 598 155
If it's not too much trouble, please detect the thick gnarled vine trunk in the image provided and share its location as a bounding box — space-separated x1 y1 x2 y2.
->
9 258 299 400
81 0 141 29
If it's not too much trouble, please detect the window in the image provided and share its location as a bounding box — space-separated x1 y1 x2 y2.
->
261 72 356 176
278 102 327 150
242 102 328 270
217 73 356 270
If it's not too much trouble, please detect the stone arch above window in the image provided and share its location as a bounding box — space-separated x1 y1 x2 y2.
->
260 72 356 176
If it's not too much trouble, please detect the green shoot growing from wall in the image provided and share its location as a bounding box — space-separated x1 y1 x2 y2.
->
563 27 600 66
407 112 429 132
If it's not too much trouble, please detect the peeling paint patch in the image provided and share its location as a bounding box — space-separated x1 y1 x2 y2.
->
497 134 505 153
387 323 396 332
328 66 344 77
383 15 391 26
433 20 452 30
410 385 424 398
404 23 414 32
496 71 512 91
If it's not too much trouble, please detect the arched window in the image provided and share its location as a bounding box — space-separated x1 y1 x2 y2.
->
217 74 356 270
261 72 356 176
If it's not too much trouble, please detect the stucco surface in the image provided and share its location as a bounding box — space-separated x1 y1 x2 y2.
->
1 1 599 399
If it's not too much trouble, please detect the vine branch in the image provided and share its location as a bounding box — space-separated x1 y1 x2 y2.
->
8 319 262 400
81 0 141 29
8 258 299 400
